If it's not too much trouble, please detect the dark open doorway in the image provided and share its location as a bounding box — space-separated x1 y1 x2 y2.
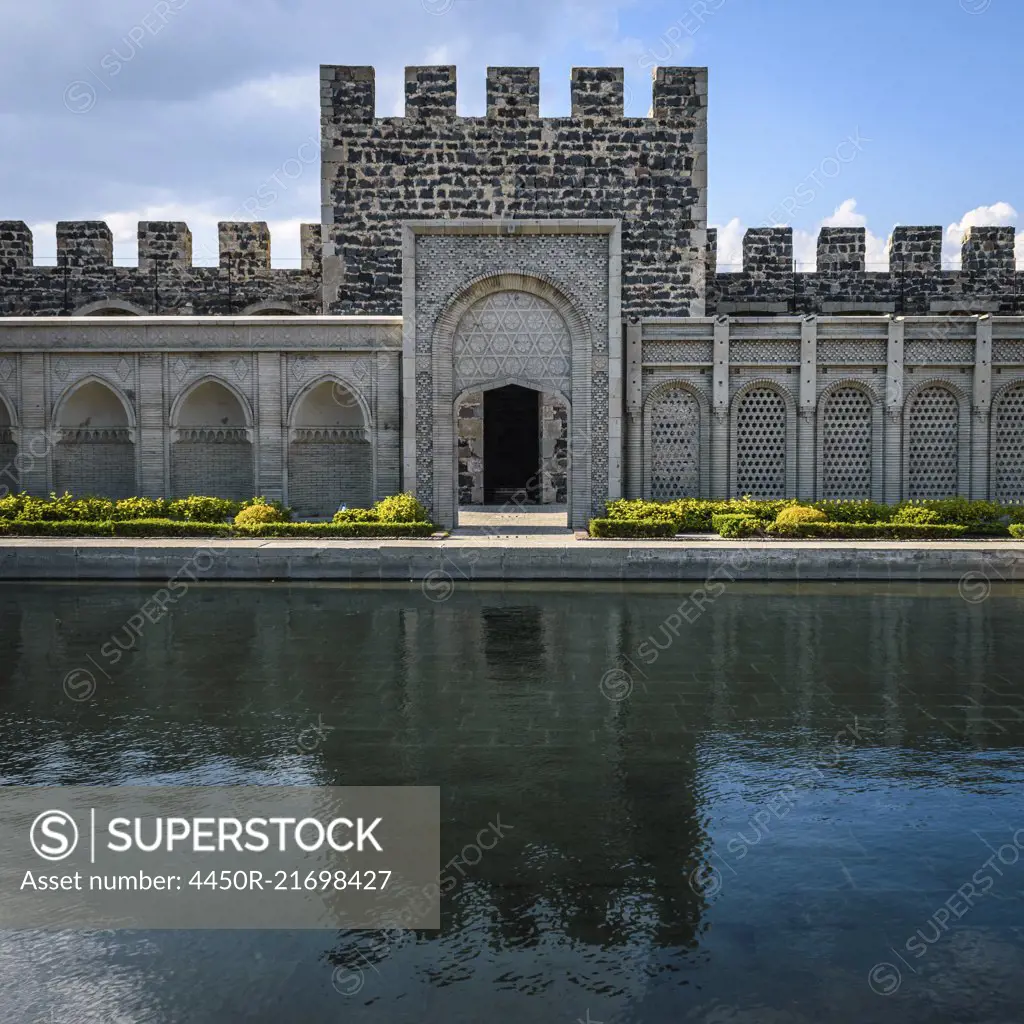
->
483 385 540 503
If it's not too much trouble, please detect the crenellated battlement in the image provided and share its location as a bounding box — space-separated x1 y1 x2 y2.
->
709 225 1022 315
57 221 113 268
320 63 708 124
0 220 322 315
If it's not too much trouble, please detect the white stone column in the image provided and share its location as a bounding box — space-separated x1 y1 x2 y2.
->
375 350 402 500
711 315 729 497
255 351 284 502
17 354 49 496
137 352 166 497
798 315 817 499
625 320 642 498
971 315 993 499
883 317 905 504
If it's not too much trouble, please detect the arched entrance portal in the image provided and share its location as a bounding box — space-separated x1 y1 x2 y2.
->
456 383 569 508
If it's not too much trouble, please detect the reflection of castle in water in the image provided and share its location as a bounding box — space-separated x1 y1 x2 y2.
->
0 582 1016 973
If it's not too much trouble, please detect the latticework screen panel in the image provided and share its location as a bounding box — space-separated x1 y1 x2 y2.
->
993 385 1024 503
906 386 959 499
735 388 786 498
649 387 700 499
821 387 872 500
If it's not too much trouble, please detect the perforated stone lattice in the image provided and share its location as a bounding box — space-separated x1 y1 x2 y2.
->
818 340 887 365
729 341 801 364
649 387 700 499
904 340 975 364
993 385 1024 502
906 385 959 499
735 388 786 498
453 291 571 393
821 387 872 499
992 341 1024 364
643 341 713 364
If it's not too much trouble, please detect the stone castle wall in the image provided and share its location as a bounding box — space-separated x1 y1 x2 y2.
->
320 65 708 318
0 221 322 316
707 225 1023 316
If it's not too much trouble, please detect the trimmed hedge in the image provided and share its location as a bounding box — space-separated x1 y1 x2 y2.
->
1009 524 1024 538
236 522 436 538
0 519 436 539
766 522 968 540
0 519 234 537
588 518 678 538
601 496 1024 536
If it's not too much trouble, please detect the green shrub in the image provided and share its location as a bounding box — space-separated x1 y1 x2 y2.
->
767 521 968 540
588 518 678 538
112 497 170 520
775 505 827 527
333 508 380 523
712 514 764 538
50 493 117 521
1009 524 1024 538
371 492 430 524
604 497 792 532
166 496 240 522
603 499 679 522
0 493 27 520
912 497 1013 531
891 505 942 526
234 500 286 527
811 500 894 523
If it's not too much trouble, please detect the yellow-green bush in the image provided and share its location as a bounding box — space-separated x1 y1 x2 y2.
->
891 505 942 526
372 492 429 523
234 501 286 527
775 505 827 527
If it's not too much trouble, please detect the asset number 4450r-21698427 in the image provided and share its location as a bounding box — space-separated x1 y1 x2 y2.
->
187 870 392 891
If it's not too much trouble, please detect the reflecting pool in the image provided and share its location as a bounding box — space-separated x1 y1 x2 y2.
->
0 581 1022 1023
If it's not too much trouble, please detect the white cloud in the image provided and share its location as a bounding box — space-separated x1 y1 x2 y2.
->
713 197 1020 273
711 216 744 269
31 202 308 267
943 202 1018 268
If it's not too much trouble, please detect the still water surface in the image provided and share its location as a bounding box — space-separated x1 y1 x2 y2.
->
0 581 1022 1023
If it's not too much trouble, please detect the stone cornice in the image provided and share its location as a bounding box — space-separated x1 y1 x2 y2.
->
0 317 403 352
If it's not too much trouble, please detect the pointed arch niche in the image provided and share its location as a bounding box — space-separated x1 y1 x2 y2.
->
53 378 136 498
170 378 254 500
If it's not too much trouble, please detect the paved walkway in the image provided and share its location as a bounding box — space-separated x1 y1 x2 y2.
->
455 506 570 536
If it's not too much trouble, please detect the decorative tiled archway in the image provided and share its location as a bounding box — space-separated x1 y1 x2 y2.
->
404 220 621 530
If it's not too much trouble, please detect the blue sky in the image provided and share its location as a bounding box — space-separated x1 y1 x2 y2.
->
0 0 1019 269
